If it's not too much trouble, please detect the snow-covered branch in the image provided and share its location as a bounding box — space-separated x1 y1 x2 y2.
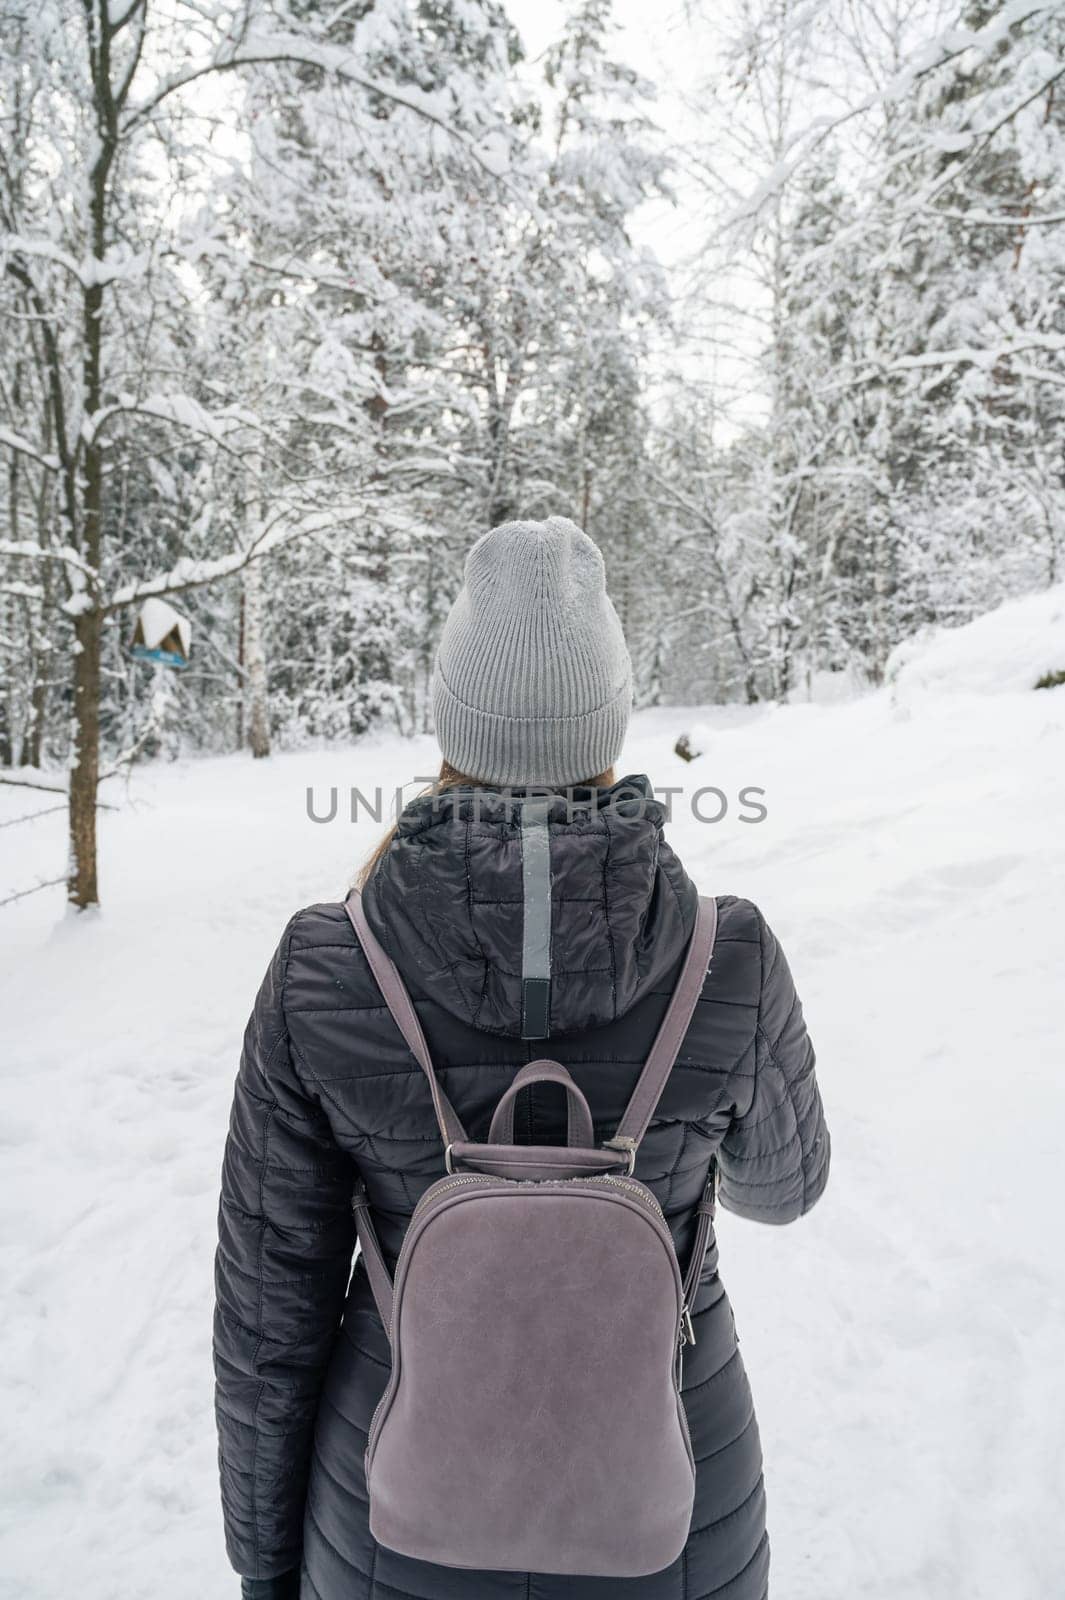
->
122 29 510 179
888 334 1065 370
1 232 156 291
0 234 83 284
820 334 1065 395
86 391 260 449
723 2 1064 227
0 541 96 579
0 427 61 473
104 507 370 611
933 209 1065 228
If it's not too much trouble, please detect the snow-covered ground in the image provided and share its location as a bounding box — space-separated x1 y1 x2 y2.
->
2 599 1064 1600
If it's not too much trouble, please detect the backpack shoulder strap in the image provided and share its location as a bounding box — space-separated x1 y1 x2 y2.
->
346 887 716 1160
345 888 467 1147
605 895 718 1160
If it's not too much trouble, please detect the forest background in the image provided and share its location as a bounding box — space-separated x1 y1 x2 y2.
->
2 0 1063 907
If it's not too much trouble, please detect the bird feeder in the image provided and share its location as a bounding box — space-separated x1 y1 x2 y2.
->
130 598 191 669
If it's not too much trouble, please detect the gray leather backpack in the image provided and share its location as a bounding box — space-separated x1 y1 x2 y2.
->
345 889 719 1578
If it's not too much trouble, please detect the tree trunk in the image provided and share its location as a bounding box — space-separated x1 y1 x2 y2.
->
20 559 50 767
243 557 271 759
67 4 114 910
20 676 46 769
237 583 246 750
67 278 105 908
68 605 102 907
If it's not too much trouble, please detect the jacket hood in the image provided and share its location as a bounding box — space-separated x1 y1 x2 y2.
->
363 774 697 1037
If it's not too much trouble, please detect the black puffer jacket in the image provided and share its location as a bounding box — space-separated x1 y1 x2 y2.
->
214 777 830 1600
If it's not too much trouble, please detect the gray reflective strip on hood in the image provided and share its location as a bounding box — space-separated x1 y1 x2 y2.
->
519 796 552 1039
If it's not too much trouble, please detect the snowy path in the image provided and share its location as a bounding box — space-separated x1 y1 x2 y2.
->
2 685 1064 1600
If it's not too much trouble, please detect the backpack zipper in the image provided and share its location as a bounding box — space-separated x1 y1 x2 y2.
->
588 1175 665 1219
409 1170 666 1226
410 1173 493 1223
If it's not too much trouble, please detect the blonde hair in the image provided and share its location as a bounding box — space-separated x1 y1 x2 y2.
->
357 760 617 887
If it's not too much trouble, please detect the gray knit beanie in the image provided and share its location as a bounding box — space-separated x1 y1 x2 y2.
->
431 517 633 787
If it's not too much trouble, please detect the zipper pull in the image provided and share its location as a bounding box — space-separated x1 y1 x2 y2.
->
680 1303 696 1348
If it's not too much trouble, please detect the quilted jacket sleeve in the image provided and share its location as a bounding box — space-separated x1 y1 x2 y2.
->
214 915 356 1582
717 906 830 1223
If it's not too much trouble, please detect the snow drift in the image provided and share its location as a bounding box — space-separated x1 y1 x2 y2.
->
887 581 1065 697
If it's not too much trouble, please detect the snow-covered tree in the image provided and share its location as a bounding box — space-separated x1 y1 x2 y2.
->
677 0 1065 696
0 0 513 904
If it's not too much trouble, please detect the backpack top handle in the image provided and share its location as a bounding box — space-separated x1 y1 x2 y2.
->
488 1059 595 1148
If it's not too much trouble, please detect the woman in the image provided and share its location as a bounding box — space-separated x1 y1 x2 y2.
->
215 516 830 1600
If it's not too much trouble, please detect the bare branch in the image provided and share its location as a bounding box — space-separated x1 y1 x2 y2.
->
0 803 67 829
0 774 67 794
0 874 66 909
